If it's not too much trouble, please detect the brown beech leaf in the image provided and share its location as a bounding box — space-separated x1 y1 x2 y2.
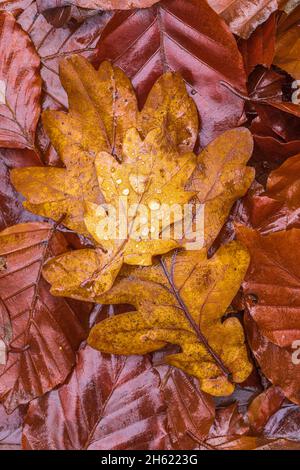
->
247 386 285 434
22 345 169 450
96 0 247 147
186 128 254 249
263 402 300 442
238 12 276 75
0 222 91 412
154 362 215 449
237 226 300 404
0 403 23 450
239 152 300 234
84 242 253 397
18 4 113 113
36 0 161 11
208 0 278 39
0 11 41 149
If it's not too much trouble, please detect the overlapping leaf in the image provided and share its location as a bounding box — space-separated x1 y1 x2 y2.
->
96 0 247 146
22 345 169 450
0 222 91 412
81 242 253 396
237 226 300 404
208 0 278 39
0 11 41 149
186 128 254 248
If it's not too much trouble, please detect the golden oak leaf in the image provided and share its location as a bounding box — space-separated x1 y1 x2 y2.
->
11 55 198 236
81 241 252 396
185 128 254 248
42 127 196 296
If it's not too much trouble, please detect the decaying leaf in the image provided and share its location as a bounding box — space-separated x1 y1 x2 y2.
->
79 242 253 397
208 0 278 39
96 0 247 147
0 11 41 149
11 55 200 295
237 226 300 404
0 222 91 412
22 345 169 450
186 128 254 248
36 0 161 11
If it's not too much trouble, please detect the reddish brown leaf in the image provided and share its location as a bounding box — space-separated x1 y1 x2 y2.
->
238 13 277 75
0 0 32 15
36 0 161 11
0 222 91 412
156 364 215 449
208 0 278 39
0 11 41 149
17 3 113 161
95 0 247 147
247 386 285 433
22 345 169 450
18 4 112 112
237 227 300 404
263 403 300 441
0 403 23 450
238 152 300 233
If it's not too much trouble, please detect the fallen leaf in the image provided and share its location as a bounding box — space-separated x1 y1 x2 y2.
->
0 11 41 148
0 403 23 450
237 226 300 404
155 364 215 449
12 55 198 294
22 345 169 450
238 12 277 75
0 222 91 412
237 151 300 235
274 24 300 79
247 386 285 433
186 127 254 248
85 242 252 396
36 0 161 11
96 0 247 147
208 0 278 39
263 403 300 441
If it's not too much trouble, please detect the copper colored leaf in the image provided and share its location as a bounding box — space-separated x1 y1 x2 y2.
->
237 226 300 404
156 365 215 449
96 0 247 146
240 152 300 234
238 12 276 75
247 386 285 433
208 0 278 39
85 242 252 397
18 3 113 113
0 222 90 412
0 11 41 149
36 0 161 11
22 345 169 450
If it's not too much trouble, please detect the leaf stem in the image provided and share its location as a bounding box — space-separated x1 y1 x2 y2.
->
160 256 233 381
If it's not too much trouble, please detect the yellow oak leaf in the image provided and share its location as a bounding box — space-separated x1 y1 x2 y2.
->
185 128 254 248
11 55 198 236
85 241 252 396
41 127 196 296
